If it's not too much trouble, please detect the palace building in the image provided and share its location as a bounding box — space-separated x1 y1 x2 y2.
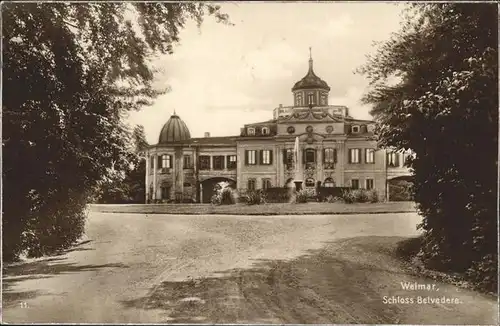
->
144 53 411 203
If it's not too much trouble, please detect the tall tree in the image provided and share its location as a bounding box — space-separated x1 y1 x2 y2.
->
2 3 230 260
357 3 497 292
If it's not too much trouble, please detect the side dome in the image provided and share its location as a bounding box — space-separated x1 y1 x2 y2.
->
158 113 191 144
292 52 330 92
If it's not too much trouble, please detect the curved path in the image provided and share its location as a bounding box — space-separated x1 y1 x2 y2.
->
2 212 498 324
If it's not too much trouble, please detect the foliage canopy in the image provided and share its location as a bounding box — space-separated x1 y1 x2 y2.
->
358 3 497 292
3 2 230 260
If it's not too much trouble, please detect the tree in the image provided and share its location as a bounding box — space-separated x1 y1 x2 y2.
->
2 3 230 261
93 124 148 204
357 3 497 292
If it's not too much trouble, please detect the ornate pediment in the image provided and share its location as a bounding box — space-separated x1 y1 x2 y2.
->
298 132 325 143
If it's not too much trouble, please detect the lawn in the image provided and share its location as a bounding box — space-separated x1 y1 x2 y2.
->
89 201 417 215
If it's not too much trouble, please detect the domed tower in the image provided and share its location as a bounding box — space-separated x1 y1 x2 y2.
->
158 112 191 144
291 48 330 107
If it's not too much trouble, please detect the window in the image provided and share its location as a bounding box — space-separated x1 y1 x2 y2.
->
366 179 374 190
183 155 192 169
245 150 257 165
262 178 272 190
351 179 359 189
351 125 360 133
349 149 360 164
247 178 256 191
161 186 170 199
260 150 272 165
161 154 171 168
227 155 237 169
305 178 315 187
183 182 191 187
284 149 294 169
387 152 399 167
320 95 326 105
261 127 270 135
308 93 314 105
305 148 316 164
247 127 255 136
365 149 375 164
199 155 210 170
150 156 155 171
213 155 224 170
324 178 335 188
324 148 337 169
296 93 303 106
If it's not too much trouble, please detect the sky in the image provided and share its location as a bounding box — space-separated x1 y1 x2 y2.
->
127 2 406 144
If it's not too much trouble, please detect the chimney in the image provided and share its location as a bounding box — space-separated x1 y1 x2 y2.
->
204 132 210 138
279 104 283 108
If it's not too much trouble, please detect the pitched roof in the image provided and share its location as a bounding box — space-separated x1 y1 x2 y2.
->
245 119 277 126
182 136 238 146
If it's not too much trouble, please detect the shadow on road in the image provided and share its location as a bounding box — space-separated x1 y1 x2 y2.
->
121 236 412 324
121 236 497 325
3 250 129 307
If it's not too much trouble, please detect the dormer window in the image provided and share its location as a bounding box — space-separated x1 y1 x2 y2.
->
248 127 255 136
351 125 360 133
261 127 270 135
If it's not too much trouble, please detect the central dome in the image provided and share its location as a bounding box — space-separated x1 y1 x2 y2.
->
292 51 330 92
158 113 191 144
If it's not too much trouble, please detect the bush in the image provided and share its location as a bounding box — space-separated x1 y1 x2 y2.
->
353 189 369 203
263 187 291 203
326 195 343 203
210 182 236 205
341 189 356 204
367 189 380 203
389 180 414 201
295 189 310 203
317 187 351 201
244 190 266 205
341 189 378 204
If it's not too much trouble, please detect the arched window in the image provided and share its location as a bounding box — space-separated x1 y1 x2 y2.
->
261 127 270 135
305 178 315 187
324 178 335 188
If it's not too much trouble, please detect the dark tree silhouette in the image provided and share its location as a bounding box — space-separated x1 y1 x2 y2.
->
2 3 230 260
357 3 497 292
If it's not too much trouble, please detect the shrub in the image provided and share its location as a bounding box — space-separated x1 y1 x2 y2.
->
326 195 343 203
341 189 356 204
317 187 351 201
353 189 370 203
210 181 235 205
295 189 309 203
367 189 380 203
244 190 266 205
389 180 414 201
263 187 291 203
341 189 377 204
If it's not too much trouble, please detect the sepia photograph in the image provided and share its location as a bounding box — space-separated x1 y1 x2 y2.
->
2 1 499 324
